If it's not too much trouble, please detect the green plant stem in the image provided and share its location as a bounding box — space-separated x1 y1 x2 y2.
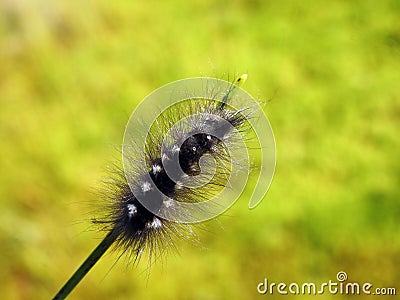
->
52 230 116 300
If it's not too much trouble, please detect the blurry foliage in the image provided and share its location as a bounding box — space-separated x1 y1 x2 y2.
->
0 0 399 299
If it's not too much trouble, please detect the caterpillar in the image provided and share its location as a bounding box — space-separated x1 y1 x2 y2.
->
52 75 275 299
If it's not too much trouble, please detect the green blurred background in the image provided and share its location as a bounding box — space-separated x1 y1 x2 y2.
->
1 1 399 299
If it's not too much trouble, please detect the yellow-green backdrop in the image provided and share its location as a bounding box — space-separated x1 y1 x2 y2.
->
1 1 399 299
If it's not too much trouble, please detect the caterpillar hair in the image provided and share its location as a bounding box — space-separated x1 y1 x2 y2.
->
52 74 275 299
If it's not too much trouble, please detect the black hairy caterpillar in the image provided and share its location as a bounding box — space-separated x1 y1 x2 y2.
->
52 75 275 299
96 99 249 260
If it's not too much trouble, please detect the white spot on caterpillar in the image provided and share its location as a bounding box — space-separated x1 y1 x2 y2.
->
207 135 212 140
147 217 162 229
141 181 152 192
127 204 137 218
192 146 197 152
164 198 174 208
152 164 163 174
